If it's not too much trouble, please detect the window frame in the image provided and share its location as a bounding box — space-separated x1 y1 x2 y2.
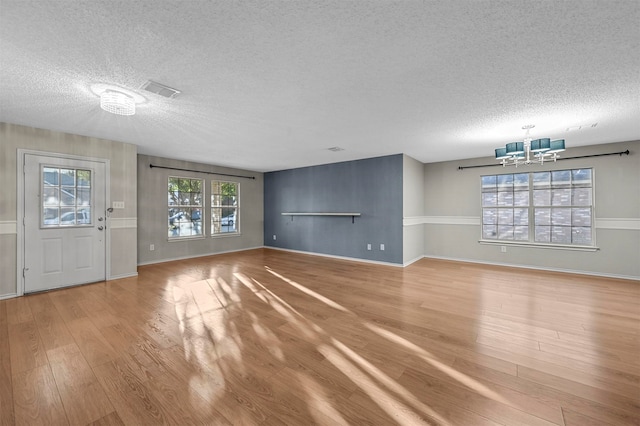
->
167 176 205 241
479 168 598 251
41 166 93 228
211 180 240 237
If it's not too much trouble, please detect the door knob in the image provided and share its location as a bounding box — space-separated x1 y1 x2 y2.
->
98 226 104 231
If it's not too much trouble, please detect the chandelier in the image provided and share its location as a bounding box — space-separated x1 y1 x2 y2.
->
495 125 565 167
100 90 135 116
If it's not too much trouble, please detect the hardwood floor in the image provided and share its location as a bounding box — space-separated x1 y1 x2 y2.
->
1 248 639 425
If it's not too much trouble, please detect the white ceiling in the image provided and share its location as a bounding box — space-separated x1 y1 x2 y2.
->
1 1 639 172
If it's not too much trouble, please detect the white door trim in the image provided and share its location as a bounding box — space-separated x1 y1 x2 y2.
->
17 149 111 296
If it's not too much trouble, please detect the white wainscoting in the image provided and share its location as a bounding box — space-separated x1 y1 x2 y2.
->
0 221 17 235
109 217 137 229
0 218 137 234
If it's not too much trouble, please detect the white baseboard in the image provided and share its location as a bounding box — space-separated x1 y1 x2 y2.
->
0 293 18 300
403 255 425 267
107 272 138 280
266 246 404 267
137 246 265 266
420 254 640 281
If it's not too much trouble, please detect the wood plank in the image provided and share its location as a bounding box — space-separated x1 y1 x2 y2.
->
517 365 640 416
48 345 114 425
5 297 34 325
0 300 15 426
47 288 89 323
8 321 48 376
30 303 75 351
4 249 639 425
86 411 126 426
12 365 68 426
452 357 639 426
562 408 619 426
92 358 174 425
65 317 118 367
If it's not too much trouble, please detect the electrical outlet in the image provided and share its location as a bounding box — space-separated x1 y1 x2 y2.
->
273 235 277 240
112 201 125 209
501 245 507 253
380 244 385 251
150 244 155 251
367 244 371 251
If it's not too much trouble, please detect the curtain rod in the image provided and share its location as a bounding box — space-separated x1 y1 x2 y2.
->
457 150 630 171
149 164 256 180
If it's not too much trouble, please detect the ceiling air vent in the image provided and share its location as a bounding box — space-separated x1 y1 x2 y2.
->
140 80 181 98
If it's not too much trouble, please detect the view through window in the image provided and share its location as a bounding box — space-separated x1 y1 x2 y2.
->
211 181 239 235
168 177 203 238
482 168 594 246
42 167 92 226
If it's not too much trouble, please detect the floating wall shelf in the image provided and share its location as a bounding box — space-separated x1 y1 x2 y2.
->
281 212 361 223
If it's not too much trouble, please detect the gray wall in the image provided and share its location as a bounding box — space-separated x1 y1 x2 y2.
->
403 154 425 265
137 154 264 264
0 123 138 298
421 141 640 279
264 154 404 264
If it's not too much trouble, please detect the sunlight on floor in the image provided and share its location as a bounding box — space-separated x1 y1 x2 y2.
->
364 322 510 405
236 269 452 424
265 266 352 313
295 372 350 424
172 264 515 424
262 266 514 411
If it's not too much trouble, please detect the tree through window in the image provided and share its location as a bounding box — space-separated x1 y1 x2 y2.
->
211 181 239 235
168 177 203 238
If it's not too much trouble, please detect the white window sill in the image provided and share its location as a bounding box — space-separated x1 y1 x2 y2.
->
479 240 599 252
168 235 206 242
212 232 241 238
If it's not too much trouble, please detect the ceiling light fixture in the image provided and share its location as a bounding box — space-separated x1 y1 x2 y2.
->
495 125 565 167
100 90 136 116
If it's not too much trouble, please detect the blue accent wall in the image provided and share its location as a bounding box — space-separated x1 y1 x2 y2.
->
264 154 403 263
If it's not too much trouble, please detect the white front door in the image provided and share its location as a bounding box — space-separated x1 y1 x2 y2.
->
23 154 107 293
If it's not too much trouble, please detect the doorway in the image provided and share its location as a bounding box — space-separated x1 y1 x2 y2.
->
20 152 108 294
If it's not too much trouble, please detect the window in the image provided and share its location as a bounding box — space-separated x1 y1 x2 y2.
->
168 177 203 238
211 181 239 235
481 168 594 246
42 167 92 226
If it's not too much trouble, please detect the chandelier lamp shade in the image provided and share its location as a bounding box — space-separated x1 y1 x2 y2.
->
495 125 565 167
100 90 136 116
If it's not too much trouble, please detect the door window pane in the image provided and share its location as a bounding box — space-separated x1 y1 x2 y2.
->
42 167 92 227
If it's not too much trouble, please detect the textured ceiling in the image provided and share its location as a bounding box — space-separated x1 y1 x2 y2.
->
1 1 639 172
